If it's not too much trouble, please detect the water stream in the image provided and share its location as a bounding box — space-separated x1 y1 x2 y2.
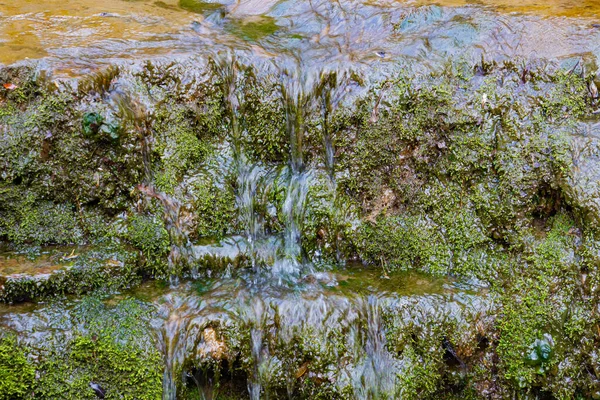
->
3 0 600 76
0 0 598 398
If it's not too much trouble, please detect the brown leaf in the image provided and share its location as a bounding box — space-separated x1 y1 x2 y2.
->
295 361 309 379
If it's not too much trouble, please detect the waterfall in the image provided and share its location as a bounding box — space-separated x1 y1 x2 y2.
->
154 59 358 397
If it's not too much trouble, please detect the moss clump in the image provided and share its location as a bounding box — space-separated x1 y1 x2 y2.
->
0 187 82 245
495 213 586 396
334 64 588 280
125 214 170 256
0 66 145 247
0 335 35 399
122 212 170 278
151 103 212 195
28 297 163 399
191 174 237 239
353 213 450 274
35 335 162 400
237 72 288 164
395 346 441 399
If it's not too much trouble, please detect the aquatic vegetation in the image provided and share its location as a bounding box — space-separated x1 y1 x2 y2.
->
82 112 120 142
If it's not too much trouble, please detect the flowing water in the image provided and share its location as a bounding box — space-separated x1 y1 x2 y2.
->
0 0 598 398
0 266 492 399
3 0 600 75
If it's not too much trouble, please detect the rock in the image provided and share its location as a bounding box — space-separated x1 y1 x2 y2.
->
89 382 106 398
562 122 600 228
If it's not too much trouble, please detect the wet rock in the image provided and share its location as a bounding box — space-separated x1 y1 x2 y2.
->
150 274 494 398
563 122 600 228
89 382 106 398
197 327 227 360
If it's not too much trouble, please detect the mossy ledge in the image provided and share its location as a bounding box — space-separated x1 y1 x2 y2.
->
1 57 600 398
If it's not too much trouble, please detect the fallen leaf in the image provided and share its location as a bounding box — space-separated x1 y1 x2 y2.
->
3 83 17 90
295 361 309 379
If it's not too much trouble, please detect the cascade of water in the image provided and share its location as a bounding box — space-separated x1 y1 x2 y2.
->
236 161 263 271
156 294 202 400
316 70 354 262
352 296 397 399
243 297 267 400
271 69 314 280
316 70 349 186
217 55 263 270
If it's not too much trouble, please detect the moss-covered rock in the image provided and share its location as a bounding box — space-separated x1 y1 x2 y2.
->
0 296 163 399
0 244 141 303
1 55 600 398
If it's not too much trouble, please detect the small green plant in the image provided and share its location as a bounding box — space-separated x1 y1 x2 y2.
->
525 335 553 374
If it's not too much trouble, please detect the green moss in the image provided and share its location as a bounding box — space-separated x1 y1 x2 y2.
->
237 72 288 164
178 0 222 14
33 298 162 399
0 68 145 246
497 213 578 393
396 346 440 399
126 213 170 257
353 213 450 275
191 174 236 239
152 103 211 194
0 335 35 400
0 58 598 398
226 17 279 42
0 187 82 245
123 213 170 277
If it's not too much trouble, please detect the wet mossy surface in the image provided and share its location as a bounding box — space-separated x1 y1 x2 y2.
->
0 244 142 303
0 297 162 399
1 57 600 398
0 334 35 399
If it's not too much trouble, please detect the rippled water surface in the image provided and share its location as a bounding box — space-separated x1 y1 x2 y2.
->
2 0 600 75
415 0 600 17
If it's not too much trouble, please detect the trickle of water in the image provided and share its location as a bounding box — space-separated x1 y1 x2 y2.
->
273 168 313 279
248 324 265 400
316 70 354 185
236 161 271 271
156 294 200 400
352 296 398 400
269 67 316 279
